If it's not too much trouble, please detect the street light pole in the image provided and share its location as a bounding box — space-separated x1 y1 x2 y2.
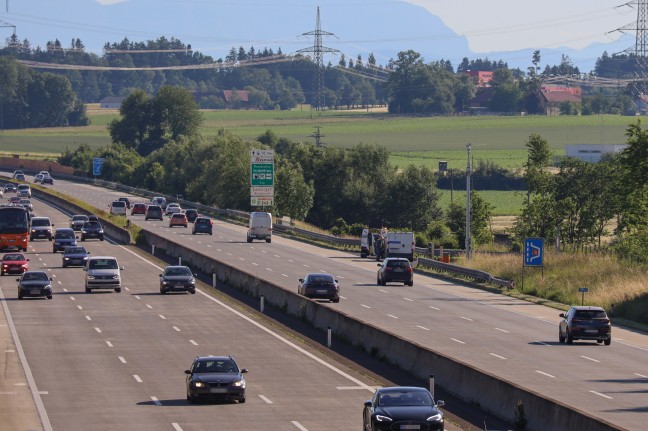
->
465 143 472 260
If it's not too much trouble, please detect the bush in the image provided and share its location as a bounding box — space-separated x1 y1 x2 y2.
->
415 231 429 247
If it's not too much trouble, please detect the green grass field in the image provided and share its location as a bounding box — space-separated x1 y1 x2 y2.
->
437 189 526 216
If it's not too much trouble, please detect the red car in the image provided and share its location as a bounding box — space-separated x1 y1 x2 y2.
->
1 253 30 276
9 196 21 205
131 203 147 215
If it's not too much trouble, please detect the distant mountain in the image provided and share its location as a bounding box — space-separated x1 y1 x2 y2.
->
5 0 633 73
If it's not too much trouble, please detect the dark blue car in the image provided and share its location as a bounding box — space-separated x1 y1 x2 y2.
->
52 228 78 252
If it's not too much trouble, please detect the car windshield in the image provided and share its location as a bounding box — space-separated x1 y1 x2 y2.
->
148 206 161 211
3 254 25 262
575 310 607 319
65 247 86 254
31 219 50 227
22 272 48 281
194 359 238 374
112 202 125 207
196 219 209 224
164 267 192 276
378 390 432 406
73 216 88 221
308 274 334 283
84 221 101 228
56 230 75 239
89 259 118 270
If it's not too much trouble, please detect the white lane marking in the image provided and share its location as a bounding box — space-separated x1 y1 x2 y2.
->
461 316 473 322
158 314 166 320
339 296 347 300
69 297 75 301
403 297 414 302
379 289 388 294
252 262 259 266
429 306 441 311
105 341 113 348
217 249 221 252
239 257 245 261
302 264 310 267
282 274 288 277
116 243 377 393
387 314 398 319
635 373 648 378
134 295 141 300
85 316 91 321
337 276 345 279
258 394 273 404
172 423 184 431
173 326 181 332
536 370 556 378
77 305 83 310
581 355 600 363
451 338 465 344
274 255 280 258
0 391 17 395
189 340 198 346
4 349 15 353
361 304 371 309
489 353 507 360
288 259 294 263
417 325 430 331
124 287 130 291
495 327 509 333
227 253 232 256
206 245 212 248
291 422 309 431
146 304 152 309
39 391 48 395
133 375 143 383
118 357 127 364
266 268 273 272
151 396 162 406
94 327 102 333
590 390 613 399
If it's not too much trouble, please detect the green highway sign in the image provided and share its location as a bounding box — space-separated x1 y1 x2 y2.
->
251 163 274 186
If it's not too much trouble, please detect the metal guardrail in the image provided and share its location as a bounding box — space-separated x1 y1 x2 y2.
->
10 168 514 288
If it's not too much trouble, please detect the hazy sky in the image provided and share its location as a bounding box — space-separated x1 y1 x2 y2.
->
404 0 635 52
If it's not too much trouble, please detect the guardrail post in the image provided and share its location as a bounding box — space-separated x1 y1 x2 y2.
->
151 244 155 255
178 256 182 265
327 326 332 348
429 374 435 400
260 295 264 313
428 242 434 258
212 272 216 288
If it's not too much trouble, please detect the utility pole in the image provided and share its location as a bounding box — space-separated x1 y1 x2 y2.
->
465 144 472 260
309 126 325 147
297 7 339 111
612 0 648 95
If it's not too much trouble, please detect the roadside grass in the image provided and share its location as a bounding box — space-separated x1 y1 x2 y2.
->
458 251 648 325
437 190 526 217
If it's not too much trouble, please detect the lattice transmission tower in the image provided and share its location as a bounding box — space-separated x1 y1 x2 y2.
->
614 0 648 95
297 7 339 111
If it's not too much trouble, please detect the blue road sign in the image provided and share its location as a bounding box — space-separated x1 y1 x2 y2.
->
524 237 544 267
93 157 105 176
578 287 589 293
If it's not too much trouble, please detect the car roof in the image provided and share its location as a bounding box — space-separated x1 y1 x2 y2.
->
55 227 75 232
165 265 191 270
377 386 430 394
305 273 334 278
194 355 234 362
384 257 409 262
570 306 605 311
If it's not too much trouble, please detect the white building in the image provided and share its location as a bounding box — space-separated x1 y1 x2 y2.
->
564 144 627 163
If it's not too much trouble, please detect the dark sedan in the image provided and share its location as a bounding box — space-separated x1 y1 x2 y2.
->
363 386 445 431
185 355 247 404
298 273 340 303
62 246 90 268
185 208 199 223
559 306 612 345
192 217 212 235
159 265 196 294
377 257 414 286
3 183 16 193
52 228 78 252
17 271 53 300
80 221 104 241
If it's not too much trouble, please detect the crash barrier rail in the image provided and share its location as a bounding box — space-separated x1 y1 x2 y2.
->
19 173 618 430
5 168 513 287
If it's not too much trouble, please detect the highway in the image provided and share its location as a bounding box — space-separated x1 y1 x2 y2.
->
45 176 648 431
0 196 400 431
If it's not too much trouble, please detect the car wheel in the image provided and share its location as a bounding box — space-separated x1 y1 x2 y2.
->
18 292 23 300
29 235 33 241
332 298 340 303
100 237 104 241
604 338 611 346
85 287 91 293
209 232 212 236
558 331 565 343
266 238 271 243
160 288 166 295
239 397 246 404
22 247 27 252
80 237 85 241
115 288 121 293
407 281 414 286
190 289 196 294
566 334 574 344
247 237 252 243
145 217 149 221
62 263 67 268
361 252 367 258
47 295 52 300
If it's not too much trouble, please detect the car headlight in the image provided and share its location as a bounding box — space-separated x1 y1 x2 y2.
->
194 381 205 388
375 415 392 422
64 257 70 260
232 378 245 388
81 229 87 233
427 413 443 422
112 275 119 279
87 275 96 280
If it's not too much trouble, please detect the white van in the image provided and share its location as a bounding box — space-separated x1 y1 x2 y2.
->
84 256 124 293
109 200 127 215
247 212 272 243
151 196 168 210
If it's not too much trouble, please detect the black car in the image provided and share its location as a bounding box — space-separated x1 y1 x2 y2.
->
363 387 445 431
185 208 199 223
17 271 53 300
145 205 164 221
80 221 104 241
298 273 340 303
192 217 213 235
185 355 247 404
87 214 99 222
159 265 196 294
377 258 414 286
41 175 54 185
118 197 131 209
62 246 90 268
52 228 78 252
559 306 612 345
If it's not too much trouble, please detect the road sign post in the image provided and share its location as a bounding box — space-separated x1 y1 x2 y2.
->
522 237 544 292
578 287 589 305
250 150 274 210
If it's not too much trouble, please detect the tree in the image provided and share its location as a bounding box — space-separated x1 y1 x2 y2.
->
446 191 493 247
488 69 522 112
523 133 553 196
274 162 314 221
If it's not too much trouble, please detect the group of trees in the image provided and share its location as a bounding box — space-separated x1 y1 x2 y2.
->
512 125 648 262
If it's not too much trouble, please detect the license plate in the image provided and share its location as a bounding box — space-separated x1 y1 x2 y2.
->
586 329 598 334
174 284 185 288
394 268 403 272
30 289 40 295
209 388 227 393
400 426 420 430
8 239 14 243
317 289 328 294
